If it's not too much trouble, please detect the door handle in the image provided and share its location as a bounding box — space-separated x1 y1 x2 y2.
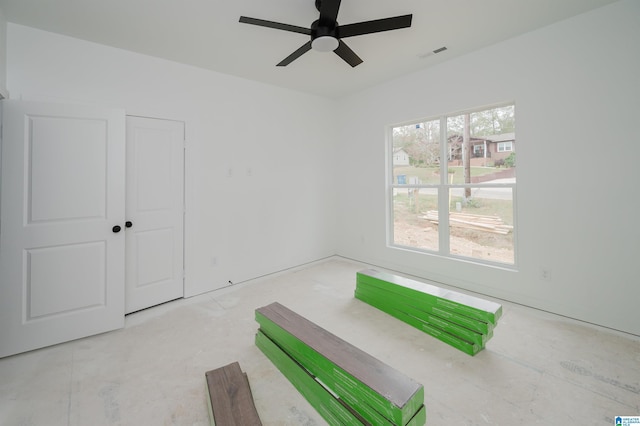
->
112 225 122 233
125 221 133 228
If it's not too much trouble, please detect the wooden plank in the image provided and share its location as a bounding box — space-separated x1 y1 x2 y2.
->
205 361 262 426
354 291 481 356
354 282 493 335
255 330 367 426
355 286 490 347
257 314 396 426
423 210 513 234
357 269 502 324
256 302 424 425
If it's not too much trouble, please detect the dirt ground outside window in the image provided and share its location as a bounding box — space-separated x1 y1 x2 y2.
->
393 219 514 264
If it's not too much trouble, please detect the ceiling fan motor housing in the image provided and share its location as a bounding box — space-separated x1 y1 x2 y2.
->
311 20 337 39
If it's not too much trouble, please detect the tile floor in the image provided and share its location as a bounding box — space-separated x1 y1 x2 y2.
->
1 257 639 425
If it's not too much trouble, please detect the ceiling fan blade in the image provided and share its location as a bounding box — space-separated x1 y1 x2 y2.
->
277 41 313 66
239 16 311 35
318 0 342 26
334 40 363 67
338 14 412 38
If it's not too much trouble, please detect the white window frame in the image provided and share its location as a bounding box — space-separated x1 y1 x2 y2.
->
387 103 518 268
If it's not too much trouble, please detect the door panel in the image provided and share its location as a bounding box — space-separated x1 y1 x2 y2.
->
29 116 107 222
27 242 106 319
125 116 184 314
0 100 126 358
135 228 174 286
136 131 174 211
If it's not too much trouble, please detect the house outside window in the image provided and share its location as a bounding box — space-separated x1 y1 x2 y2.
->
393 149 410 166
389 103 516 266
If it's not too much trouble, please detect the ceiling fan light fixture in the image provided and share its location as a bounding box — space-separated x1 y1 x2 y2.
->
312 36 339 52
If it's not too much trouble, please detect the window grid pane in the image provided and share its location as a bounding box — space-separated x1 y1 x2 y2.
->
393 188 438 252
448 187 514 264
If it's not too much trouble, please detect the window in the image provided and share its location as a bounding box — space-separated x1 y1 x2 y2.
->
389 103 516 265
497 141 513 152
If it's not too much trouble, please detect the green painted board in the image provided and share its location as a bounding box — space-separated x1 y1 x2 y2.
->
255 330 365 426
257 330 427 426
355 291 481 356
357 269 502 324
355 292 481 356
258 320 395 426
256 313 396 424
406 405 427 426
355 287 490 347
355 281 493 335
256 303 424 426
256 311 422 425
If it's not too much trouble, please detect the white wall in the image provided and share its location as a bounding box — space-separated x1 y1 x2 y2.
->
336 0 640 335
0 7 7 97
6 23 338 297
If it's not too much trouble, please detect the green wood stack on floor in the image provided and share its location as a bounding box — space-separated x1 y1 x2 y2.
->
205 361 262 425
255 302 426 426
355 269 502 356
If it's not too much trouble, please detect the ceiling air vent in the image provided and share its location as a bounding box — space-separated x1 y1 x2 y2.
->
418 46 447 59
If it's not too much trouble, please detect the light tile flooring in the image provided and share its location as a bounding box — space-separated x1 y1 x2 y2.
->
1 257 639 425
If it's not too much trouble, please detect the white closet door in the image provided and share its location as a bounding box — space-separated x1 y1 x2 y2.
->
125 116 184 314
0 100 126 358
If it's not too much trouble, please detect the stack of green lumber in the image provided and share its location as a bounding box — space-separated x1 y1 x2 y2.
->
255 302 426 426
355 269 502 356
205 361 263 425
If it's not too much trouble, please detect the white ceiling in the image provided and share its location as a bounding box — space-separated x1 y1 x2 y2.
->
0 0 619 98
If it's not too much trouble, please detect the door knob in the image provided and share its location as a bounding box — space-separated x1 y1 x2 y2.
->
112 225 122 233
125 221 133 228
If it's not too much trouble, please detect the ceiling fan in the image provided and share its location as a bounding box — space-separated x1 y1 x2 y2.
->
239 0 413 67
